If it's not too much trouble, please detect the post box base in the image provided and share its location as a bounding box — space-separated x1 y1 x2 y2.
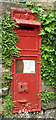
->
12 105 41 113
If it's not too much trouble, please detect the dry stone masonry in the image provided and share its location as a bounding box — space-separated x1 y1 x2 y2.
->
0 0 56 119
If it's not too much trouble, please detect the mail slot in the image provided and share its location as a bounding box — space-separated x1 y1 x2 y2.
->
11 8 41 113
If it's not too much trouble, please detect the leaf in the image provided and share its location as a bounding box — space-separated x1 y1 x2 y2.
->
31 8 37 13
45 27 51 33
39 29 46 35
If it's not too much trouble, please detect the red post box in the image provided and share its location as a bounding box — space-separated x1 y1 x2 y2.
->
11 8 41 113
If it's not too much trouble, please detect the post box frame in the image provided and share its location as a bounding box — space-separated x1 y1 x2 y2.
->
11 8 41 113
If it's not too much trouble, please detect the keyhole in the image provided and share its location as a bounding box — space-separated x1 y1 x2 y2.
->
21 84 23 89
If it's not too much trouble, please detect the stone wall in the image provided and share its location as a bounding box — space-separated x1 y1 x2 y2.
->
0 1 56 119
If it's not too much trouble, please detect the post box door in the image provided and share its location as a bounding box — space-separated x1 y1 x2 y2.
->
12 56 41 112
15 25 39 51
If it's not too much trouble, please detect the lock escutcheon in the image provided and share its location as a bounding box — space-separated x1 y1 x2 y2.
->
18 83 28 93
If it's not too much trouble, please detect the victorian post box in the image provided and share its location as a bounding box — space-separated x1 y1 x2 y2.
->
11 8 41 113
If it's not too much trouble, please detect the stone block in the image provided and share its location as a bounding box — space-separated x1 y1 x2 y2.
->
0 89 2 96
40 2 54 10
54 1 56 10
41 80 47 91
44 109 56 118
2 2 27 16
0 64 2 73
42 101 56 110
41 80 55 92
0 2 3 16
2 87 8 95
54 109 56 118
0 98 2 114
37 111 44 118
19 0 27 2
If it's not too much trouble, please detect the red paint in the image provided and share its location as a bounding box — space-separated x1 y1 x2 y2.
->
11 8 41 113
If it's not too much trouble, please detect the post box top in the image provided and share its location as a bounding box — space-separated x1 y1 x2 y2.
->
11 8 41 26
11 8 32 13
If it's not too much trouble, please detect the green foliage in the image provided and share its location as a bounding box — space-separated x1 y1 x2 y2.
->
38 89 56 106
26 1 56 105
1 15 21 116
2 71 13 88
2 15 21 69
26 1 56 88
1 15 21 88
2 92 16 117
